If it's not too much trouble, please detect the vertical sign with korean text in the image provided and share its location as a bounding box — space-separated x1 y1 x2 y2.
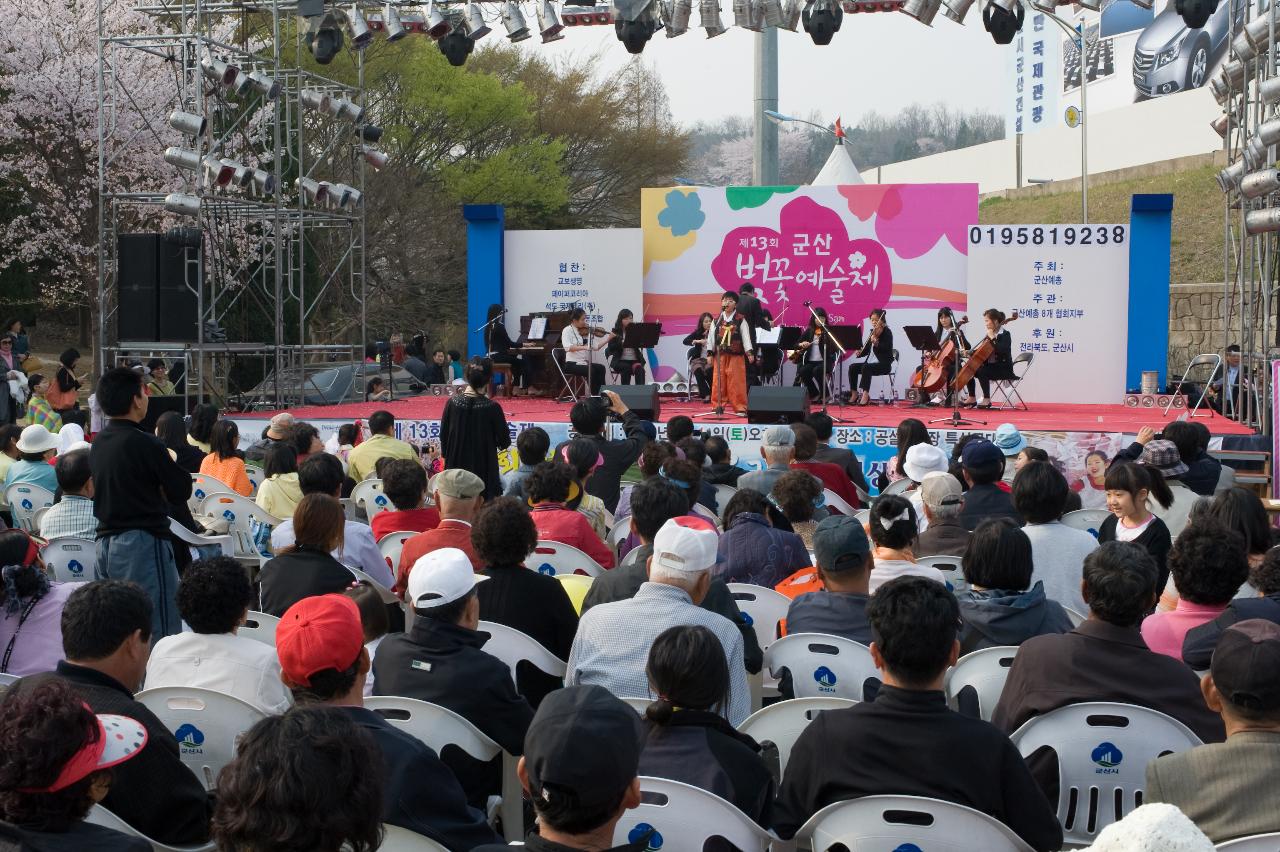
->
1006 11 1062 138
967 224 1129 404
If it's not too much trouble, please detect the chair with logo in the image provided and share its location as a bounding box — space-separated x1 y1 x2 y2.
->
188 473 235 514
943 645 1019 722
556 573 594 615
85 804 216 852
135 686 267 790
611 777 778 852
197 492 282 564
40 537 96 583
530 540 605 578
793 795 1036 852
1218 833 1280 850
764 633 879 702
169 518 235 561
737 697 857 776
244 463 264 497
351 478 392 522
477 619 567 688
378 530 418 574
5 482 54 534
365 695 523 842
916 554 967 594
727 582 792 708
1008 702 1203 847
239 610 280 646
1061 508 1111 539
378 824 450 852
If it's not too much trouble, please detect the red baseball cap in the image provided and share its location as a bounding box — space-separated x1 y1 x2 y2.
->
277 594 365 686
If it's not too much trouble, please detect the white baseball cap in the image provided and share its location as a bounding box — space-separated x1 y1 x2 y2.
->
651 516 720 576
407 547 487 609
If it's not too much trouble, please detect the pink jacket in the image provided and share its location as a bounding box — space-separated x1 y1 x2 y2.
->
530 503 615 569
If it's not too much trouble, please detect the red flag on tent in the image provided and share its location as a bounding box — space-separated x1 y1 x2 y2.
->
833 118 846 139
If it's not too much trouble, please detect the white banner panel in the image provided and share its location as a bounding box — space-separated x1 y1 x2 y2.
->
502 228 643 340
967 224 1129 404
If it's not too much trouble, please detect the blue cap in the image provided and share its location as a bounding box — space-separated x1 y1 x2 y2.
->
961 439 1004 469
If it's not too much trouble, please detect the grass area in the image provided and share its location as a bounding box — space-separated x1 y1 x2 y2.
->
978 162 1225 285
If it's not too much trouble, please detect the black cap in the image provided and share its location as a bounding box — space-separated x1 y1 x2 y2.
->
1211 619 1280 713
812 514 871 573
524 685 643 810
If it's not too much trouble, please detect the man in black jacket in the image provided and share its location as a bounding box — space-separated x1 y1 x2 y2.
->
89 367 193 638
774 577 1063 851
276 593 500 850
374 547 534 807
703 436 745 487
957 439 1021 532
581 479 762 674
560 391 650 513
7 581 212 846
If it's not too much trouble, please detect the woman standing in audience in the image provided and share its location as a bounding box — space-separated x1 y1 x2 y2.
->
256 442 303 520
155 410 204 473
867 495 945 593
199 419 253 496
439 357 510 501
186 403 218 454
0 530 76 677
639 625 774 828
1097 462 1173 594
716 489 809 587
771 470 824 551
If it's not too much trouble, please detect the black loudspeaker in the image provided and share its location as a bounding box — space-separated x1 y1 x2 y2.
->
747 386 810 424
601 384 660 421
139 395 189 435
116 233 201 342
156 238 198 342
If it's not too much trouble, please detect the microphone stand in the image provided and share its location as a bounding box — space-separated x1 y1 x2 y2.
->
802 302 846 419
931 325 983 427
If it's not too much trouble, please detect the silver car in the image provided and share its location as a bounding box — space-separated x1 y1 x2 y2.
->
1132 0 1243 96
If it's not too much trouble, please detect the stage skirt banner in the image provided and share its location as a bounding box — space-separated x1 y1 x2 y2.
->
967 224 1130 405
640 184 978 394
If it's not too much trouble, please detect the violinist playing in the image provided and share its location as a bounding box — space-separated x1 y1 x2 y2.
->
561 307 614 395
964 308 1016 409
847 308 893 406
793 307 836 404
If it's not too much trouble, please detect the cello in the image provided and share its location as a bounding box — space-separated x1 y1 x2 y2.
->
951 310 1020 392
911 315 969 393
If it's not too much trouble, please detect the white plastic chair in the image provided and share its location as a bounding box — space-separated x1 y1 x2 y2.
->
379 824 450 851
917 554 967 593
612 777 778 852
239 610 280 646
737 697 857 776
40 537 96 583
607 516 633 558
351 477 392 521
943 645 1019 721
1061 508 1111 538
243 464 264 496
530 540 605 577
765 633 879 701
365 696 523 842
726 583 790 652
1064 607 1087 627
197 492 281 562
135 686 267 790
822 488 858 517
1218 833 1280 850
5 483 54 533
853 508 871 526
619 696 653 714
794 795 1035 852
1009 702 1203 847
880 478 912 497
188 473 235 513
348 566 400 604
85 804 216 851
168 518 234 560
31 505 50 531
713 484 739 514
378 530 418 574
478 619 567 685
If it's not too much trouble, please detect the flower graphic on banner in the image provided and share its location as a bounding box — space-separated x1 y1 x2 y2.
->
837 184 976 258
657 189 706 236
710 195 892 325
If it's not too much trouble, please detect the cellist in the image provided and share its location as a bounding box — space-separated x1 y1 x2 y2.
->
963 308 1016 409
931 307 969 406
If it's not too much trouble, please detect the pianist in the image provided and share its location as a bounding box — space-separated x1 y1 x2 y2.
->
484 303 527 395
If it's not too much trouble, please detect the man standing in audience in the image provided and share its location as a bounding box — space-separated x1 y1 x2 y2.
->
789 423 859 510
737 426 797 497
270 453 393 587
958 439 1021 531
1145 620 1280 843
6 581 212 845
568 515 750 724
89 367 192 639
774 577 1063 851
395 468 485 596
786 515 873 643
806 411 869 496
374 548 534 807
38 447 97 540
913 472 969 558
1014 460 1096 615
564 391 650 513
347 410 418 482
276 593 502 850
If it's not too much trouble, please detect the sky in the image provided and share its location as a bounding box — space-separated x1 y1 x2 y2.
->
510 11 1011 129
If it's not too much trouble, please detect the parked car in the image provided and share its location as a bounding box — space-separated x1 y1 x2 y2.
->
1132 0 1244 97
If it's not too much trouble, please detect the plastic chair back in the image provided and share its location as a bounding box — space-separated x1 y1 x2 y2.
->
1009 701 1203 846
239 610 280 646
1064 607 1086 627
352 478 392 521
943 645 1018 721
713 484 739 514
880 478 912 497
607 516 633 558
854 508 871 526
612 777 778 852
1061 508 1111 538
795 795 1035 852
168 518 234 559
765 633 879 701
478 619 567 682
5 483 54 533
188 473 235 513
85 804 216 851
378 824 450 851
530 540 605 577
244 464 264 496
823 488 858 516
738 697 857 776
41 537 96 583
31 505 50 531
197 492 282 559
348 566 400 604
1217 833 1280 850
556 573 594 615
135 686 267 790
726 583 791 652
378 530 418 573
619 696 653 714
917 554 966 593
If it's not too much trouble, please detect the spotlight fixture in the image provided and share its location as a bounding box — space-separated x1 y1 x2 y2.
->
306 12 345 63
1217 160 1245 192
1243 15 1276 51
537 0 565 40
1242 168 1280 199
301 88 331 112
901 0 941 25
247 70 282 100
1210 114 1229 137
223 159 255 188
349 4 374 48
1245 208 1280 235
327 183 355 207
733 0 758 29
1257 117 1280 147
779 0 802 29
464 2 492 37
801 0 842 45
438 27 475 63
1175 0 1217 29
664 0 692 35
164 193 201 217
699 0 727 34
362 144 390 169
502 1 531 39
615 1 659 53
296 177 330 204
202 155 235 187
200 57 238 85
358 124 384 143
168 110 207 138
384 3 408 39
251 168 277 194
230 70 255 98
164 147 201 171
426 1 453 37
941 0 974 22
1243 136 1266 170
759 0 783 26
982 0 1022 44
1262 76 1280 105
325 96 366 124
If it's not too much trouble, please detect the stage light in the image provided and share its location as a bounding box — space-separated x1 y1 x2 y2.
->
358 124 384 143
502 1 532 39
1243 15 1275 51
663 0 692 35
801 0 842 45
251 169 277 194
326 96 365 123
245 70 281 100
464 2 492 37
941 0 974 22
1256 117 1280 146
164 193 201 217
230 69 255 98
202 155 235 187
200 57 238 86
1210 114 1229 137
902 0 941 26
306 13 345 63
734 0 757 29
1262 76 1280 104
327 183 354 207
300 88 330 112
615 15 658 51
438 27 475 63
779 0 802 29
1241 168 1280 199
1246 208 1280 234
296 177 329 204
426 1 453 37
1175 0 1217 29
1221 58 1247 88
348 4 374 48
362 144 389 169
537 0 565 41
223 159 254 188
1217 160 1245 192
384 3 408 39
167 111 205 139
699 0 727 35
164 147 201 171
982 0 1022 44
759 0 783 26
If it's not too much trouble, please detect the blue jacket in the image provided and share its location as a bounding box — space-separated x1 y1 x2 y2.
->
716 512 810 588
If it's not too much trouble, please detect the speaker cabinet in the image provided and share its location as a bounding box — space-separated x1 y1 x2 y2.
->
747 386 810 424
115 233 200 342
600 384 660 421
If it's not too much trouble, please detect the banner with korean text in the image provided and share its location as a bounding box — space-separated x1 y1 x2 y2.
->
968 224 1130 404
641 184 977 389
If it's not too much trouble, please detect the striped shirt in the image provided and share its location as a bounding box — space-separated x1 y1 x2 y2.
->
39 494 98 541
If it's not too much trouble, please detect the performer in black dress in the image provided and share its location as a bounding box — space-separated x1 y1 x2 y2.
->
794 307 836 403
439 357 511 499
605 309 647 385
965 308 1016 409
847 309 893 406
483 303 526 394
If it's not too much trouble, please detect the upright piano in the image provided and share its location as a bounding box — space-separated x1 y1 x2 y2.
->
514 310 571 395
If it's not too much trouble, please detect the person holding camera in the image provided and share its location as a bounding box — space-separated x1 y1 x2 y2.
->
560 390 651 513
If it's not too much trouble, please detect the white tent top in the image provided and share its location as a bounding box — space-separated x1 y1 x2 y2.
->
812 141 864 186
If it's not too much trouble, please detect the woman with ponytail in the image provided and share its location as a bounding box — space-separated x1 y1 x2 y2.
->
1098 462 1174 594
0 529 77 676
638 625 775 828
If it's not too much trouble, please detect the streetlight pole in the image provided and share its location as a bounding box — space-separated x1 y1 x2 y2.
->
753 27 780 186
1038 6 1088 222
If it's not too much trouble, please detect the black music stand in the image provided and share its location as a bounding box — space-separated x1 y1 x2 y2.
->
930 331 985 428
824 325 862 423
621 322 662 353
903 325 941 410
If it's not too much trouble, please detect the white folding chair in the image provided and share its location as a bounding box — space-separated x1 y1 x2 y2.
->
737 697 857 776
943 645 1018 722
85 804 216 852
530 540 605 577
243 464 264 497
917 554 966 593
197 492 282 562
239 610 280 646
607 517 633 559
31 505 50 531
1009 702 1203 847
822 488 858 516
5 483 54 533
991 352 1033 411
379 824 450 852
348 566 400 604
879 478 912 497
1064 607 1086 627
854 508 871 526
40 537 96 583
713 484 739 514
135 686 267 790
726 583 790 653
352 478 392 521
478 619 567 685
612 777 778 852
365 696 523 842
188 473 235 513
794 795 1035 852
168 518 234 560
378 530 418 574
1218 833 1280 850
551 347 588 402
765 633 879 701
1061 509 1110 538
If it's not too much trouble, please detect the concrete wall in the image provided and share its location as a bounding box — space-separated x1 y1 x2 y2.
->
1168 282 1226 376
862 87 1224 195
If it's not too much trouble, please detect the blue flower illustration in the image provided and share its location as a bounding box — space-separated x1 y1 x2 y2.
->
657 190 705 237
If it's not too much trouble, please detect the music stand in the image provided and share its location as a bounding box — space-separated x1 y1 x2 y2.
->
903 325 942 410
824 325 862 423
930 330 984 428
621 322 662 353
